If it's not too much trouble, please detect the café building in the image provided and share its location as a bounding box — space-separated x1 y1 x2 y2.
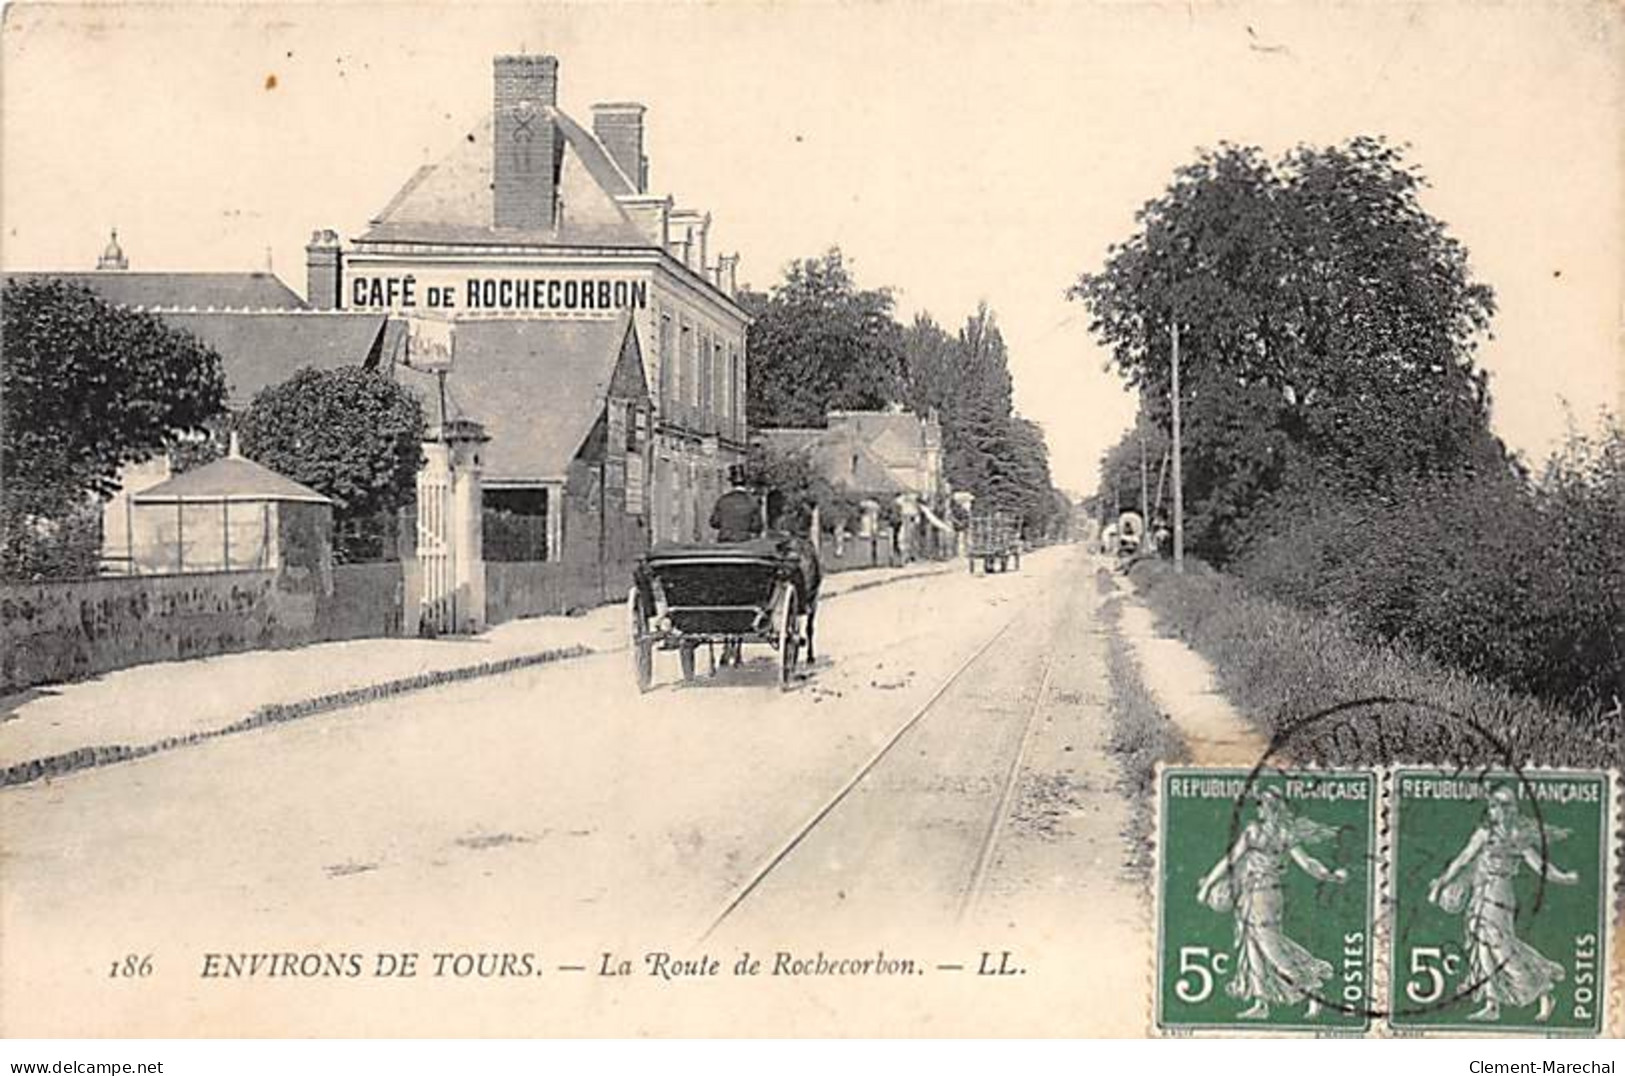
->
307 53 751 555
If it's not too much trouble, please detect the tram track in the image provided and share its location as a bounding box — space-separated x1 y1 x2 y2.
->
700 579 1068 940
956 645 1057 925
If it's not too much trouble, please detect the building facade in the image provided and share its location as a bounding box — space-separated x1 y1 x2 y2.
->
755 406 953 560
308 54 750 549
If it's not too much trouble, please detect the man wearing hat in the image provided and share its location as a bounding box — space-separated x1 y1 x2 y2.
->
709 465 763 543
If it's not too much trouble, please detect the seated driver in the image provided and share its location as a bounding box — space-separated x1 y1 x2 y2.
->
710 466 763 543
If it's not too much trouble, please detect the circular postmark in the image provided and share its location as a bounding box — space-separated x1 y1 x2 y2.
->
1217 695 1559 1025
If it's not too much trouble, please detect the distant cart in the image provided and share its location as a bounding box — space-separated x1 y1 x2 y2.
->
967 511 1022 574
1116 511 1144 557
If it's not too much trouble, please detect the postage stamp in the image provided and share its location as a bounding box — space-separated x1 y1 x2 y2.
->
1155 766 1378 1034
1386 768 1614 1036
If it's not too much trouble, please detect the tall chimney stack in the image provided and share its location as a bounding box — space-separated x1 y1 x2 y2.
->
305 229 342 309
492 55 560 230
592 102 647 193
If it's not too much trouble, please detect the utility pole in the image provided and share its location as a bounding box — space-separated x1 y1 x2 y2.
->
1153 449 1170 516
1170 321 1184 573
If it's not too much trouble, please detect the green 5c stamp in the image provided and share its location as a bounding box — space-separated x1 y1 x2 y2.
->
1388 768 1613 1035
1156 767 1377 1033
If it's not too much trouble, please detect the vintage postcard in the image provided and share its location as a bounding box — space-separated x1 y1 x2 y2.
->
1 0 1620 1044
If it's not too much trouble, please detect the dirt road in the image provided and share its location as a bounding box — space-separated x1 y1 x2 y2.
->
1 547 1150 1036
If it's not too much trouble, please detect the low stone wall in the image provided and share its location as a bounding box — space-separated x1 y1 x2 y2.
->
487 559 633 624
319 563 407 641
1 571 300 693
0 563 410 694
819 533 900 574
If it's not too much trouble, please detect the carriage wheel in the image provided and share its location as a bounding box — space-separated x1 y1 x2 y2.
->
679 642 698 682
628 588 654 693
777 590 800 690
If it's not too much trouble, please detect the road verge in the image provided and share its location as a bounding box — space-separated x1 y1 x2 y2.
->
1125 557 1618 771
1096 568 1187 878
0 645 591 789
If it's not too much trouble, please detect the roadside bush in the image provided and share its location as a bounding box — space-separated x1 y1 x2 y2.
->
1234 416 1623 720
238 366 425 564
0 498 103 580
1130 558 1619 771
1529 414 1625 713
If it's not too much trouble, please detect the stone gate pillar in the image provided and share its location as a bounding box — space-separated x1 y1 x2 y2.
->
417 419 489 634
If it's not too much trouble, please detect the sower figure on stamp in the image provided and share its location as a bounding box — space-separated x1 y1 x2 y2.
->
1427 785 1578 1023
1196 789 1348 1020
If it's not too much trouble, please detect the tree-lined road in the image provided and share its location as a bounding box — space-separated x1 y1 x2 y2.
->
0 547 1148 1036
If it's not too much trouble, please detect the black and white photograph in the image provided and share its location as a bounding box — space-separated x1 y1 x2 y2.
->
0 0 1619 1057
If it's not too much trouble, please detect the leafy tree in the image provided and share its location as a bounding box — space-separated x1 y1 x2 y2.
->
900 313 958 419
744 255 1065 541
1528 411 1625 710
1071 137 1502 561
901 304 1063 537
740 439 863 536
743 248 906 428
942 306 1017 496
996 416 1062 537
1 278 226 578
1097 408 1170 519
901 313 970 495
1238 414 1624 717
237 367 424 561
901 306 1051 522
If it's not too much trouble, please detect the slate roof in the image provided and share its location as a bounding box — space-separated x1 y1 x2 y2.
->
3 271 309 311
755 427 909 496
155 312 402 408
829 410 937 467
358 110 650 249
134 455 331 504
754 428 823 453
820 436 908 495
401 316 648 483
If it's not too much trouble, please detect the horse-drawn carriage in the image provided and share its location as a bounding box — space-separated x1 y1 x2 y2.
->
628 536 821 692
967 510 1022 574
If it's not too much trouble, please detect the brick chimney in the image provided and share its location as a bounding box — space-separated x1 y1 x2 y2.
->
492 55 560 230
305 229 342 309
668 209 709 273
592 102 647 193
717 252 740 296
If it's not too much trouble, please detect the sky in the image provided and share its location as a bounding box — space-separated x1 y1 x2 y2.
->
2 2 1620 494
